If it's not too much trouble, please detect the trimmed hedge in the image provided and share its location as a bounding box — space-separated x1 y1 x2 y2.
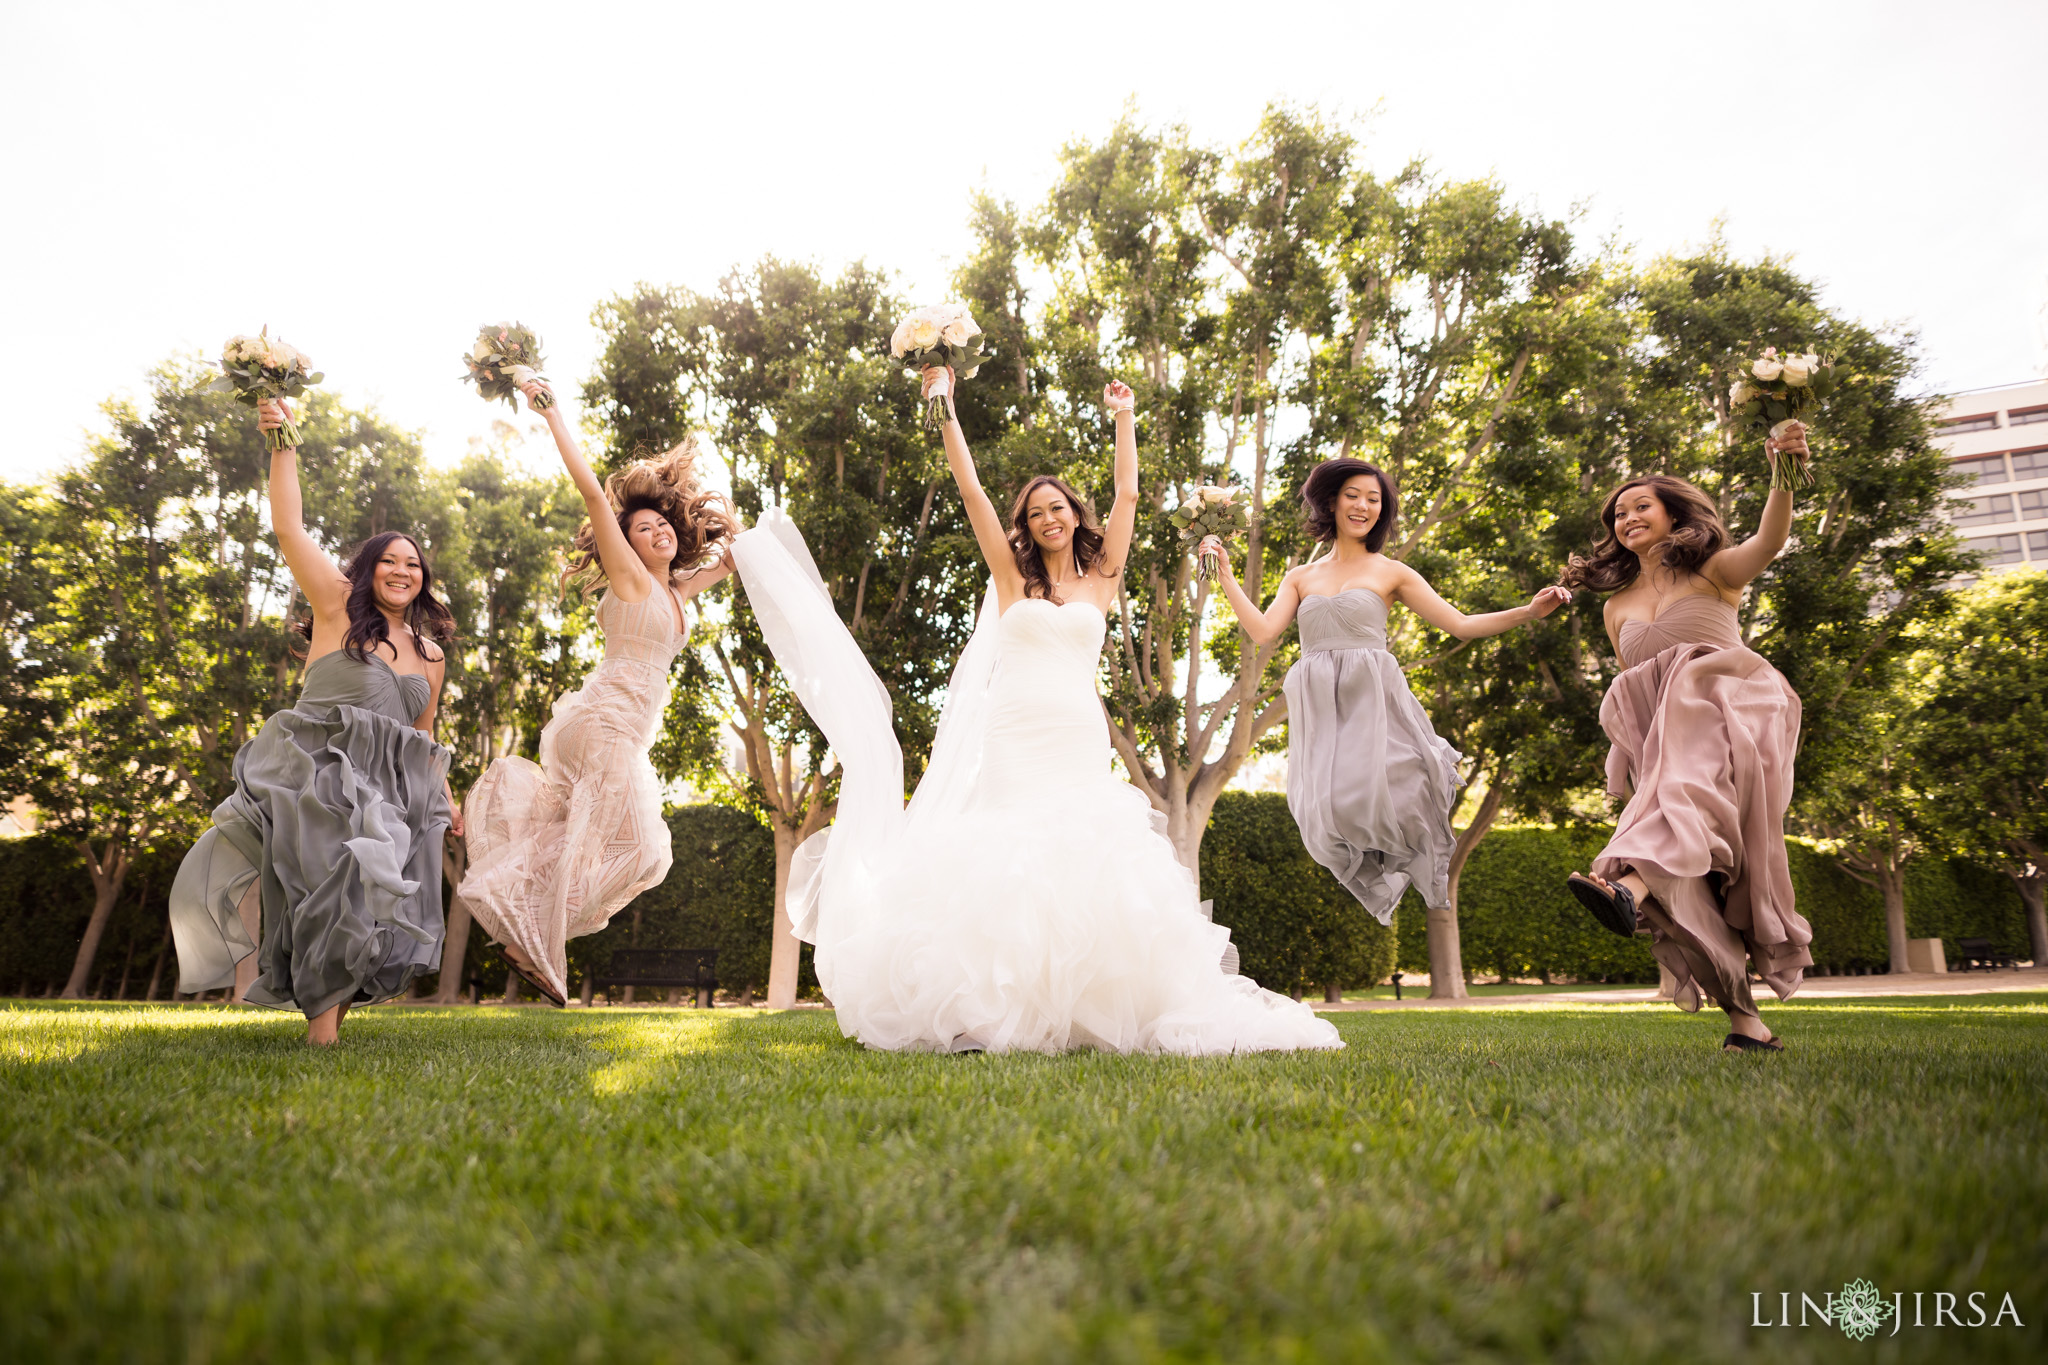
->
1201 791 1398 994
567 803 811 999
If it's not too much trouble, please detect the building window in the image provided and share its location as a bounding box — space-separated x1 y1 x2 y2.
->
2031 530 2048 559
2022 490 2048 521
1968 534 2025 565
1951 493 2015 526
1942 413 2000 434
2010 407 2048 427
1954 454 2008 484
2012 448 2048 480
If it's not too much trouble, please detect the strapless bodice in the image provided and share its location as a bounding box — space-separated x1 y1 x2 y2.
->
1298 588 1390 654
598 586 689 669
995 597 1107 682
1617 594 1744 669
298 651 431 725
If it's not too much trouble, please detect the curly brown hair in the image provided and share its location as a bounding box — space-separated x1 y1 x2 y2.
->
1008 475 1108 603
1560 475 1730 594
566 438 738 594
1300 458 1398 550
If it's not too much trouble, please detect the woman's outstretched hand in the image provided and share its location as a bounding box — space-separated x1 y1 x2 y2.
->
1765 419 1809 459
519 377 555 412
1103 380 1134 415
257 397 294 436
1526 584 1572 619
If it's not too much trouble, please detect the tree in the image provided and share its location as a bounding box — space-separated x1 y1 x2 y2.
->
582 262 982 1007
1913 570 2048 963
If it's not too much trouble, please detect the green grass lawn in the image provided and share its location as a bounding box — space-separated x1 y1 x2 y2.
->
2 997 2043 1364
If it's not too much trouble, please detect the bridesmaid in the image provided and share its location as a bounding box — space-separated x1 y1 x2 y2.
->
1206 457 1568 925
169 398 459 1045
456 377 736 1006
1559 423 1815 1053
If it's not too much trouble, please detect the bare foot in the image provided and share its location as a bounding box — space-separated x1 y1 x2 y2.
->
1726 1011 1774 1044
306 1003 344 1046
1587 870 1651 906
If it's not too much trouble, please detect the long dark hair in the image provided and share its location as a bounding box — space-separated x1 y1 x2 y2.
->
292 531 457 661
1008 475 1108 603
566 438 737 595
1301 458 1398 552
1560 475 1731 593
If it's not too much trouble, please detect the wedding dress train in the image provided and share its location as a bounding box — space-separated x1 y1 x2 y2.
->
731 510 1342 1055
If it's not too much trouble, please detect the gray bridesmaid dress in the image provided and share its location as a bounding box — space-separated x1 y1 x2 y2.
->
169 651 451 1017
1282 588 1461 924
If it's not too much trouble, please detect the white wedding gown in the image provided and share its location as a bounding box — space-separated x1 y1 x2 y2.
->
731 510 1342 1055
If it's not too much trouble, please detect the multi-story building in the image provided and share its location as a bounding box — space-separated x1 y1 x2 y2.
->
1932 377 2048 576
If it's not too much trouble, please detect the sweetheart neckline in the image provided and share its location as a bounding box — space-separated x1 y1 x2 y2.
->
309 649 432 687
1000 597 1108 621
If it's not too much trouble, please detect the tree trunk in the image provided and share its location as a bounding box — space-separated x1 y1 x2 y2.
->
2013 869 2047 965
1430 785 1503 1000
143 919 172 1001
1880 860 1909 974
767 824 800 1009
435 838 472 1003
61 840 131 999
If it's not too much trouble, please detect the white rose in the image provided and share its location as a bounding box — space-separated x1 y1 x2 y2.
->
941 315 980 346
1729 381 1755 406
472 336 496 363
1201 486 1231 505
1780 357 1811 386
908 317 941 350
1751 356 1784 382
889 317 916 358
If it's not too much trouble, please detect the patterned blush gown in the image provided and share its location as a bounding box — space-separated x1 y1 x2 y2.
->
458 586 688 1001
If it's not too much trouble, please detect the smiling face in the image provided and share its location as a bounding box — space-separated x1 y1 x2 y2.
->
371 538 424 612
626 508 678 575
1332 474 1383 544
1609 483 1675 556
1023 482 1080 557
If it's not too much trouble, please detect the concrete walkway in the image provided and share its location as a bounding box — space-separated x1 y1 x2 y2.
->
1321 967 2048 1010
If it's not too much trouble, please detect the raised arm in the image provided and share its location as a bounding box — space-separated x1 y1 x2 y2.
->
1705 422 1803 592
1096 382 1139 577
258 400 349 617
1391 563 1571 641
1205 540 1305 648
522 379 654 601
928 369 1021 595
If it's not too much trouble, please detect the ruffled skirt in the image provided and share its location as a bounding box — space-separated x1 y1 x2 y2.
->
170 701 450 1017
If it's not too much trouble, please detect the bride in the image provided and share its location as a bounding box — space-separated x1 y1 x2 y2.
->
731 369 1340 1054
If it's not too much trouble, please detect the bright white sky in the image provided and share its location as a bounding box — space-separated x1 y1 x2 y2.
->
4 0 2043 485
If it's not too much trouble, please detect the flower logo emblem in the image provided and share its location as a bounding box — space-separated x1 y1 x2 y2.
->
1835 1279 1895 1341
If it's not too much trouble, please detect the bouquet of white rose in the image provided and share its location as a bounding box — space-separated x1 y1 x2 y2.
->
1727 345 1840 488
463 323 553 410
212 328 322 451
1171 484 1256 582
890 304 994 431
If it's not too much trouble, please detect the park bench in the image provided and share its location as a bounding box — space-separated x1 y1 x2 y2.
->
591 948 719 1006
1952 937 2019 972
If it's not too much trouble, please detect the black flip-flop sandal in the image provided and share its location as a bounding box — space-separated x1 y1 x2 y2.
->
1567 873 1639 938
1722 1033 1783 1053
501 953 567 1008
